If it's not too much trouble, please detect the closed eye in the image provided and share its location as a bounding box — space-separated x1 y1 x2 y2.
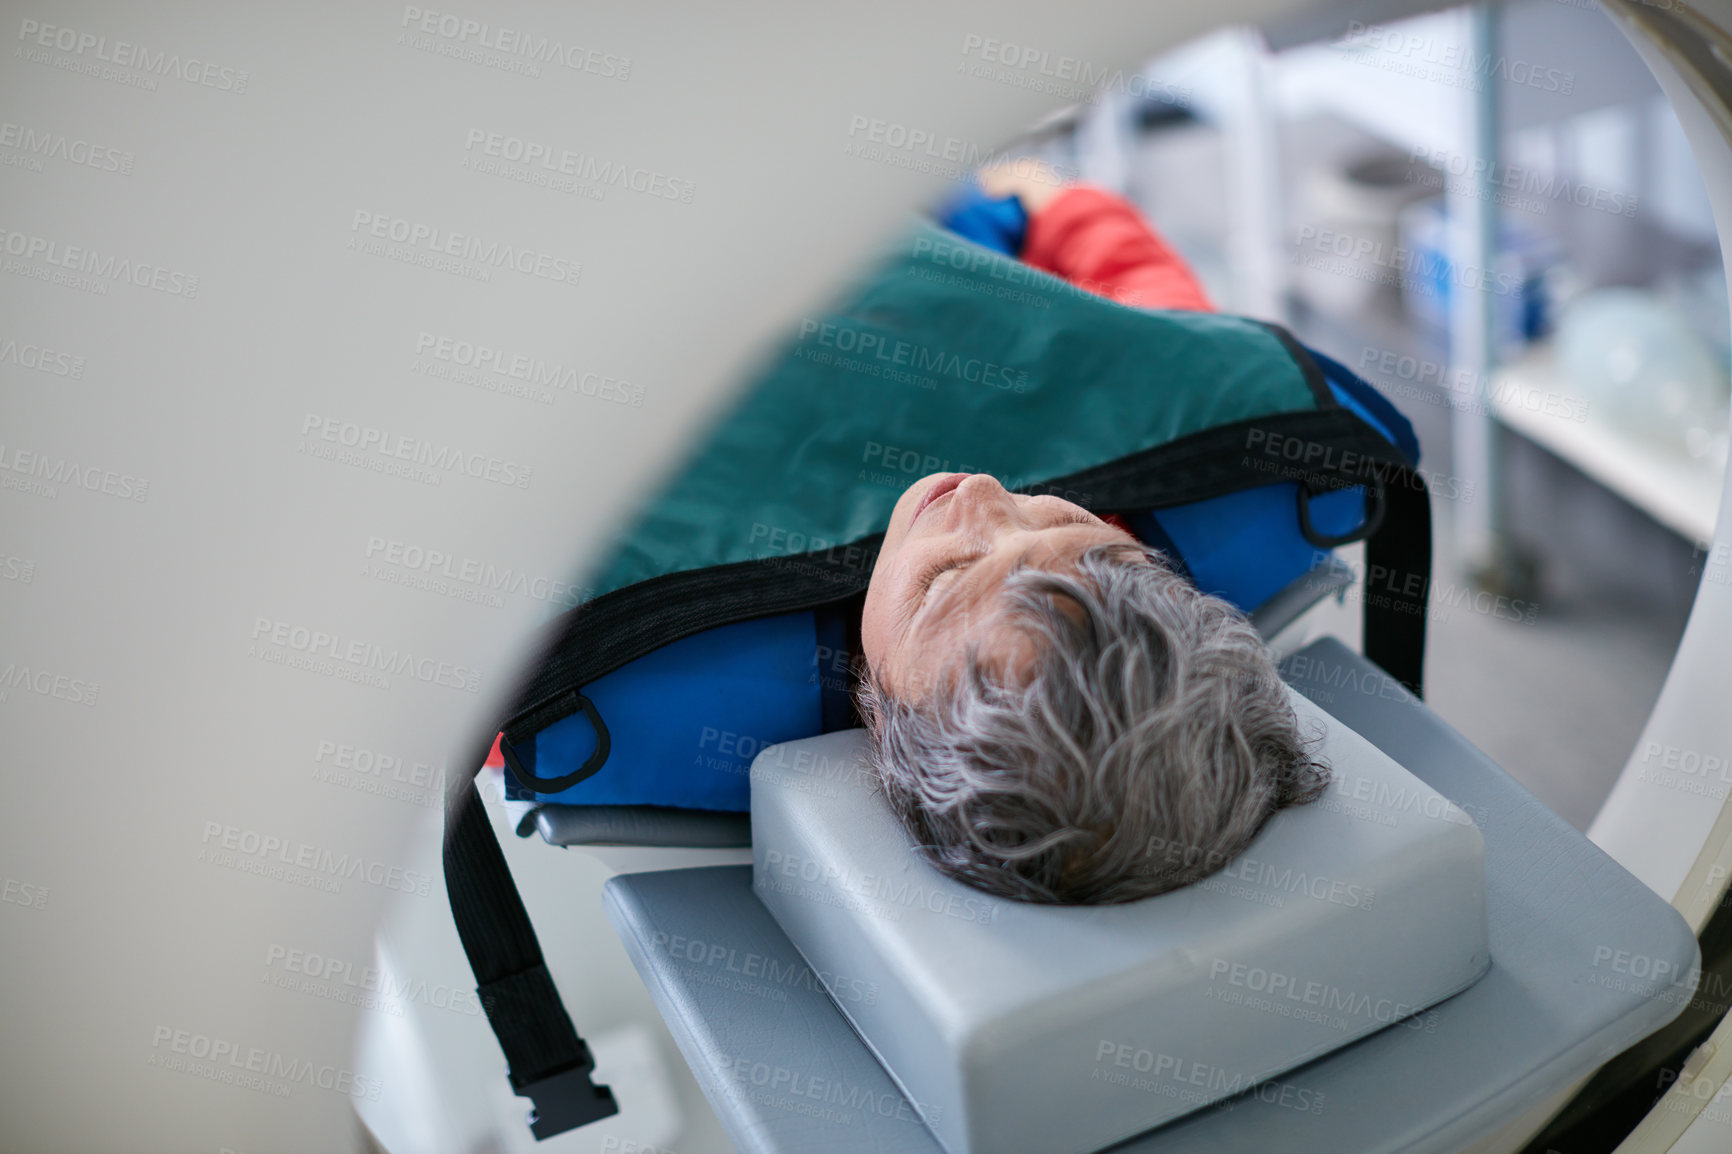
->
919 555 972 595
919 513 1098 594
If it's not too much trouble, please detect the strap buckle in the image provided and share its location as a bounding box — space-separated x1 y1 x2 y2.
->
514 1056 619 1140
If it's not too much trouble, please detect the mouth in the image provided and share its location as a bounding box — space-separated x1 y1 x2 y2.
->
911 473 969 526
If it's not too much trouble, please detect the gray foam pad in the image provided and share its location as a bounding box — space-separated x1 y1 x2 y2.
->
1249 556 1355 639
532 805 750 848
602 637 1700 1154
749 690 1489 1154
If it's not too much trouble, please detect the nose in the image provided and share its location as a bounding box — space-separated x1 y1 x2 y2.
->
949 473 1021 530
956 472 1008 498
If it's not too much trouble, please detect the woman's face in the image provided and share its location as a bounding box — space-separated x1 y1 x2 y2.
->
860 472 1139 697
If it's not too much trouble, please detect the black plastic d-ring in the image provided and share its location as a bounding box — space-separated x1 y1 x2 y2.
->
1297 476 1387 550
498 690 611 795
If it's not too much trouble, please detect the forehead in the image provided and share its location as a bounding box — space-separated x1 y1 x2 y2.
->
904 588 1083 700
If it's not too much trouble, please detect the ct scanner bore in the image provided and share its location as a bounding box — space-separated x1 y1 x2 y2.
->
6 1 1732 1151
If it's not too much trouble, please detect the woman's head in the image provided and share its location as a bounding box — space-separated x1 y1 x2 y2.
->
856 472 1329 905
860 472 1136 697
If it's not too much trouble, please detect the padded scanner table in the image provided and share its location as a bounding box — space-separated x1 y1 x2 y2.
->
601 638 1700 1152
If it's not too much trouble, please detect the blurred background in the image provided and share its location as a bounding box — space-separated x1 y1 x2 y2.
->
1006 0 1723 830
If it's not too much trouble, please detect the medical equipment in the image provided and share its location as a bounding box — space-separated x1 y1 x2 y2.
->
447 217 1430 1137
603 638 1697 1153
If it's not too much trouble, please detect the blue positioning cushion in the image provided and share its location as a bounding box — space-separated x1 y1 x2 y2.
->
934 179 1029 256
505 612 823 810
1138 352 1419 612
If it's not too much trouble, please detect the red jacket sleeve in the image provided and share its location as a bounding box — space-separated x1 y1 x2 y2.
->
1020 186 1215 314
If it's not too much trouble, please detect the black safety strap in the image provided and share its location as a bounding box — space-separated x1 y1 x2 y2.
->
444 775 617 1138
440 551 881 1142
1360 465 1431 699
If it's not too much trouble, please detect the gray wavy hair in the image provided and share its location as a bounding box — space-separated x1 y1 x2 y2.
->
854 541 1329 905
